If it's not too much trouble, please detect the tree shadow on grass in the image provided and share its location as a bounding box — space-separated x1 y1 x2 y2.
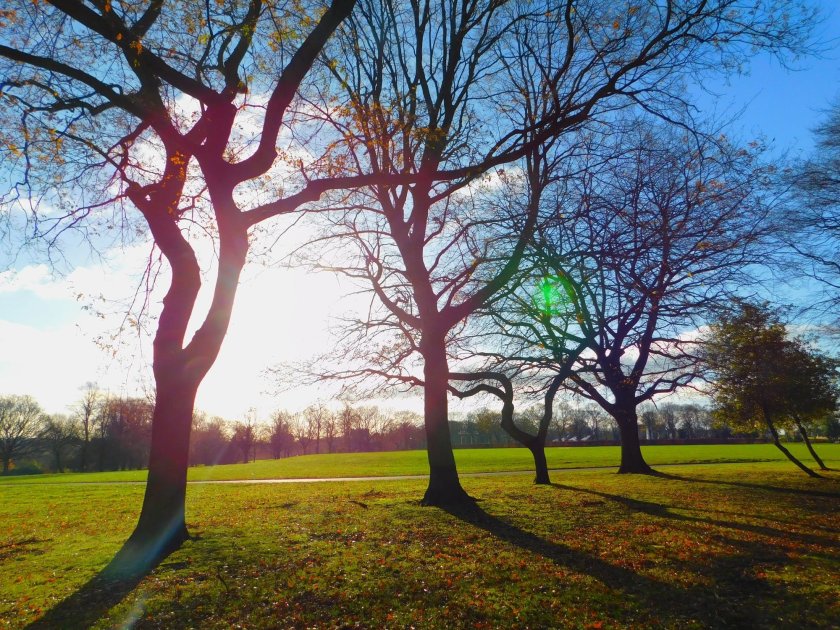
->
25 567 142 629
441 500 771 628
24 539 186 629
649 469 840 500
550 482 839 552
544 483 839 622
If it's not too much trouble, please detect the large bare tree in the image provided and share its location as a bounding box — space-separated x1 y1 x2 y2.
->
515 122 777 473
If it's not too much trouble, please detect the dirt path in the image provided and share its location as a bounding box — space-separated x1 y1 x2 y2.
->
0 460 777 486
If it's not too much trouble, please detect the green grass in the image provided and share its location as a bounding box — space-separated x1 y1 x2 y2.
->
1 462 838 628
2 443 838 484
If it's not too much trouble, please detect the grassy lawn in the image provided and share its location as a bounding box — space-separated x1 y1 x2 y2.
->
1 462 838 628
2 443 838 484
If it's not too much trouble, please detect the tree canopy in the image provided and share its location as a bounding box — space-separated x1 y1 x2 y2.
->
703 302 837 476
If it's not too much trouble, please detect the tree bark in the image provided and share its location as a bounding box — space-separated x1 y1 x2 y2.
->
765 415 821 478
110 189 247 576
795 418 829 470
499 393 550 485
529 444 550 484
108 376 196 577
420 339 471 506
615 408 653 474
2 457 9 474
448 371 552 485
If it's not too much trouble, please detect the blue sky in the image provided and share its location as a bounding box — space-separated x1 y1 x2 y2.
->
2 3 840 418
692 1 840 154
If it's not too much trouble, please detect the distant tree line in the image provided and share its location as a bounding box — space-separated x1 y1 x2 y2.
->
0 391 154 475
4 385 836 475
0 387 433 474
453 401 839 449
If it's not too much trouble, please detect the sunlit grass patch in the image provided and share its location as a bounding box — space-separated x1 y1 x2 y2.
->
2 462 838 628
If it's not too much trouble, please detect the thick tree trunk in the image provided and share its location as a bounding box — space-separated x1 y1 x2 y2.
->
501 394 550 485
615 409 653 474
107 198 246 577
2 457 9 474
529 444 550 484
796 419 828 470
421 340 471 506
109 377 197 577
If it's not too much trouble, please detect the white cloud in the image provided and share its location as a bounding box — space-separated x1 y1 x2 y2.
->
0 264 62 298
0 235 379 419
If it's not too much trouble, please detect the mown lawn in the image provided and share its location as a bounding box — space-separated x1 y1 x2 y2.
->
2 442 838 484
1 462 838 628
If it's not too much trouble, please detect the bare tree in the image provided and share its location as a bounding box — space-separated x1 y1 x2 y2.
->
292 412 316 456
303 403 331 455
641 408 659 441
337 403 358 452
95 397 153 470
353 406 380 452
73 382 100 472
517 122 779 473
660 404 679 441
784 100 840 326
40 414 79 473
230 423 257 464
190 414 232 466
0 395 43 474
322 412 339 454
268 410 296 459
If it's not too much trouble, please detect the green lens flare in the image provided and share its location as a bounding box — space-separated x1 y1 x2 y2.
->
533 275 574 318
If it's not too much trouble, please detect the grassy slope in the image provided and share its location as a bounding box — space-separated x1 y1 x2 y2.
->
1 462 838 628
1 443 838 484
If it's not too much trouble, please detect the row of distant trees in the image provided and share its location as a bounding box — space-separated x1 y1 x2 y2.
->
4 385 837 475
461 400 840 448
0 392 151 475
192 404 427 465
0 386 431 474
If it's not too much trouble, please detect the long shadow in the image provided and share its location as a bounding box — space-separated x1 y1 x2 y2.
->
550 483 839 550
441 501 770 628
25 541 178 629
650 470 840 500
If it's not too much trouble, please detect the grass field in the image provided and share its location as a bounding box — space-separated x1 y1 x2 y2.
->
1 457 838 628
2 443 839 484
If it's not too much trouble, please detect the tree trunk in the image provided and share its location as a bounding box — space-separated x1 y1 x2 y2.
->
109 377 197 577
615 409 653 474
529 444 550 484
1 457 9 474
80 440 88 473
795 418 828 470
500 391 550 485
107 201 246 577
421 339 471 506
765 415 821 478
